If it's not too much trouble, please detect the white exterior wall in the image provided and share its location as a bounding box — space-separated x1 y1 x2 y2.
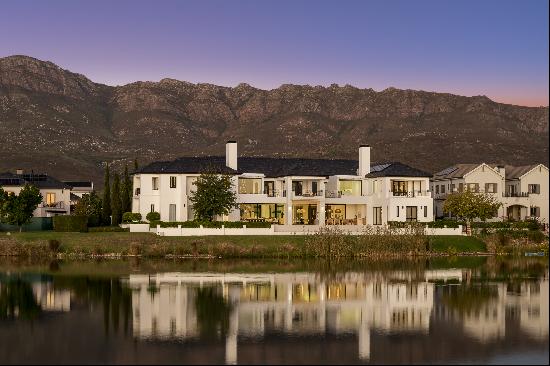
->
431 164 548 224
514 165 549 224
1 185 71 217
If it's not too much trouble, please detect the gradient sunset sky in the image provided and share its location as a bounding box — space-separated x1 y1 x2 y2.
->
1 0 548 106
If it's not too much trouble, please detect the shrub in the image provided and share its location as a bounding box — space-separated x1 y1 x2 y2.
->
48 239 61 253
427 220 463 228
88 226 129 232
146 211 160 222
122 212 142 223
53 215 88 232
527 230 546 243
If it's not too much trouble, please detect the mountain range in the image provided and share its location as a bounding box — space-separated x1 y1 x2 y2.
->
0 55 548 188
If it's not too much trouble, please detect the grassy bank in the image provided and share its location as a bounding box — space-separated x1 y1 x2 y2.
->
0 230 546 259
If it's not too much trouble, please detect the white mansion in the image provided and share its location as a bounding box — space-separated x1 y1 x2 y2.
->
132 142 434 226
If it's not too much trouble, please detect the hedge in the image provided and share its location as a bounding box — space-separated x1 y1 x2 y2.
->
149 220 273 229
53 215 88 232
88 226 130 232
122 212 142 223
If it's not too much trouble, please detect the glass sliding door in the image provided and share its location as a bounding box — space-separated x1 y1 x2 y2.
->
406 206 418 222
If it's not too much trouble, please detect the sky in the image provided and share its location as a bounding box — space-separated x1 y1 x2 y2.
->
0 0 548 106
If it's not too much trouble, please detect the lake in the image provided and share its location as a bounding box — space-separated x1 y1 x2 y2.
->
0 256 548 364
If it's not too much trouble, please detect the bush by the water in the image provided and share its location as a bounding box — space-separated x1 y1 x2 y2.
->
122 212 142 223
53 216 88 232
303 225 428 258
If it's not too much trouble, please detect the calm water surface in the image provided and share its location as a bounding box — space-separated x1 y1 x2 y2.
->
0 257 548 364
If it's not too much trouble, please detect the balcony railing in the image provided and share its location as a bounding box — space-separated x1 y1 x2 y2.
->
325 190 363 198
41 201 65 210
503 192 529 197
292 190 323 198
391 190 430 197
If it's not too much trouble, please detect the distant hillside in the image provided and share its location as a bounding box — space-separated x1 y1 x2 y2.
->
0 55 548 187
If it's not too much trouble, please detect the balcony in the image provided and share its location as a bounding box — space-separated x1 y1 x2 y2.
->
292 190 323 198
503 192 529 198
391 190 431 198
40 201 66 210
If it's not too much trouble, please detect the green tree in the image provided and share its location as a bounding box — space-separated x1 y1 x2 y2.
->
111 173 122 226
189 172 237 221
1 184 42 232
73 191 103 227
102 164 111 225
0 188 8 222
443 191 502 234
121 165 132 213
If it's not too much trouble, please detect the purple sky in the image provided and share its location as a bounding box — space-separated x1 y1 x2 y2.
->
0 0 548 106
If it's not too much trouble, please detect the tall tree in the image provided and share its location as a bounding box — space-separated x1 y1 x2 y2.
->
102 163 112 225
1 184 42 232
111 173 122 226
0 188 9 222
74 191 103 227
133 158 139 172
121 165 132 213
443 191 502 234
189 171 237 221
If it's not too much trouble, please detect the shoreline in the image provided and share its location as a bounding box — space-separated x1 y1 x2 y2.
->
1 231 546 259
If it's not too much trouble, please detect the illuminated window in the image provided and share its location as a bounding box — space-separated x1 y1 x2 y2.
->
46 193 56 205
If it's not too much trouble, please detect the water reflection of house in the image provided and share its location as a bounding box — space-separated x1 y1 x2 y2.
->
32 282 71 312
434 271 549 343
127 271 444 364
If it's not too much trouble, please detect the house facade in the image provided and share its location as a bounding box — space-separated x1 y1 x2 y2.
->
132 142 433 226
431 163 549 224
0 170 72 217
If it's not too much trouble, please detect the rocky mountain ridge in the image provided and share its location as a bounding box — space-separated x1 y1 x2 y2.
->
0 55 548 187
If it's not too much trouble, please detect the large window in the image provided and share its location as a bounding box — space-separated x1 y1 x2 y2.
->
466 183 479 192
240 204 285 224
340 180 361 196
326 204 346 220
485 183 497 193
169 204 176 221
46 193 56 205
528 184 540 194
530 206 540 217
239 178 262 194
292 181 303 196
392 181 407 196
373 207 382 225
406 206 418 222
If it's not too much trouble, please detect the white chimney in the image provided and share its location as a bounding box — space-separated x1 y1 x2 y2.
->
358 145 371 176
225 141 238 170
16 168 23 175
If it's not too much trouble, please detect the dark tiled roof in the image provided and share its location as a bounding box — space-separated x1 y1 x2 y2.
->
433 164 481 180
63 181 94 188
238 157 358 177
0 172 71 189
138 156 429 178
138 156 238 175
365 162 431 178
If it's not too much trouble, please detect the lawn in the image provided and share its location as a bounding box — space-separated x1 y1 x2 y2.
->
2 231 487 258
428 235 486 253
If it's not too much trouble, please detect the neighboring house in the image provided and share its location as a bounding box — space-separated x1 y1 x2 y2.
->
63 180 95 211
431 163 548 224
132 141 433 226
0 170 72 217
63 181 94 198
